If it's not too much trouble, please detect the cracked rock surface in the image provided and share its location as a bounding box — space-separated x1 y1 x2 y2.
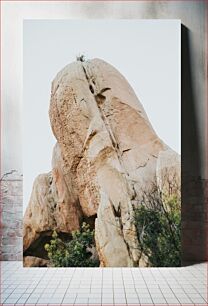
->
23 58 180 267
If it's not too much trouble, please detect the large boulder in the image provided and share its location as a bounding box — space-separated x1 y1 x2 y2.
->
48 58 180 266
24 58 180 267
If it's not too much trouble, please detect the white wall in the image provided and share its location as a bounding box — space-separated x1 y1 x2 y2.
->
1 1 206 207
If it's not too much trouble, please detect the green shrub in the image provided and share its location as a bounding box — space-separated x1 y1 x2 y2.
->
45 222 99 267
134 188 181 267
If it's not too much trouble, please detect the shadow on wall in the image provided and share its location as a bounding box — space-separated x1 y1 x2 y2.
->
181 25 208 265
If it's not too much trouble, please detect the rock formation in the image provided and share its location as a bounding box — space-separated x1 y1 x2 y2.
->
23 58 180 267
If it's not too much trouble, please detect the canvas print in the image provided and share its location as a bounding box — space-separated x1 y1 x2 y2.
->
23 20 181 267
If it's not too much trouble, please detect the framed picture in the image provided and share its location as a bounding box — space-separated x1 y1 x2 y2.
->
23 19 181 267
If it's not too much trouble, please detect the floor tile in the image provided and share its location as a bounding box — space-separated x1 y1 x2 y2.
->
0 261 207 306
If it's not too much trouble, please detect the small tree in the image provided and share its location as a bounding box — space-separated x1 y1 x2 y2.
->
134 178 181 267
76 54 86 62
45 222 99 267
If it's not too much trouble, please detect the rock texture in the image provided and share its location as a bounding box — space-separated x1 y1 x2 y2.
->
23 145 82 253
24 173 55 252
23 256 49 267
23 58 180 267
156 149 181 197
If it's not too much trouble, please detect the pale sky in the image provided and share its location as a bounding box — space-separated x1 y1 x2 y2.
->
23 19 180 212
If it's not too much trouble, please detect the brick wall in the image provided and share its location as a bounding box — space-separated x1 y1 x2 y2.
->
0 170 23 260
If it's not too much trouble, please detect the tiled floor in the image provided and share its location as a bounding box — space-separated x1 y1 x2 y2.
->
0 261 207 305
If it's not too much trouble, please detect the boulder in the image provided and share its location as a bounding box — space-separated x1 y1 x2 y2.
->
48 58 180 266
23 172 56 252
24 58 180 267
23 256 49 267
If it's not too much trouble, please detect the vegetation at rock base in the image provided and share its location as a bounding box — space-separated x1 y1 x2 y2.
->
45 222 99 267
134 182 181 267
45 174 181 267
